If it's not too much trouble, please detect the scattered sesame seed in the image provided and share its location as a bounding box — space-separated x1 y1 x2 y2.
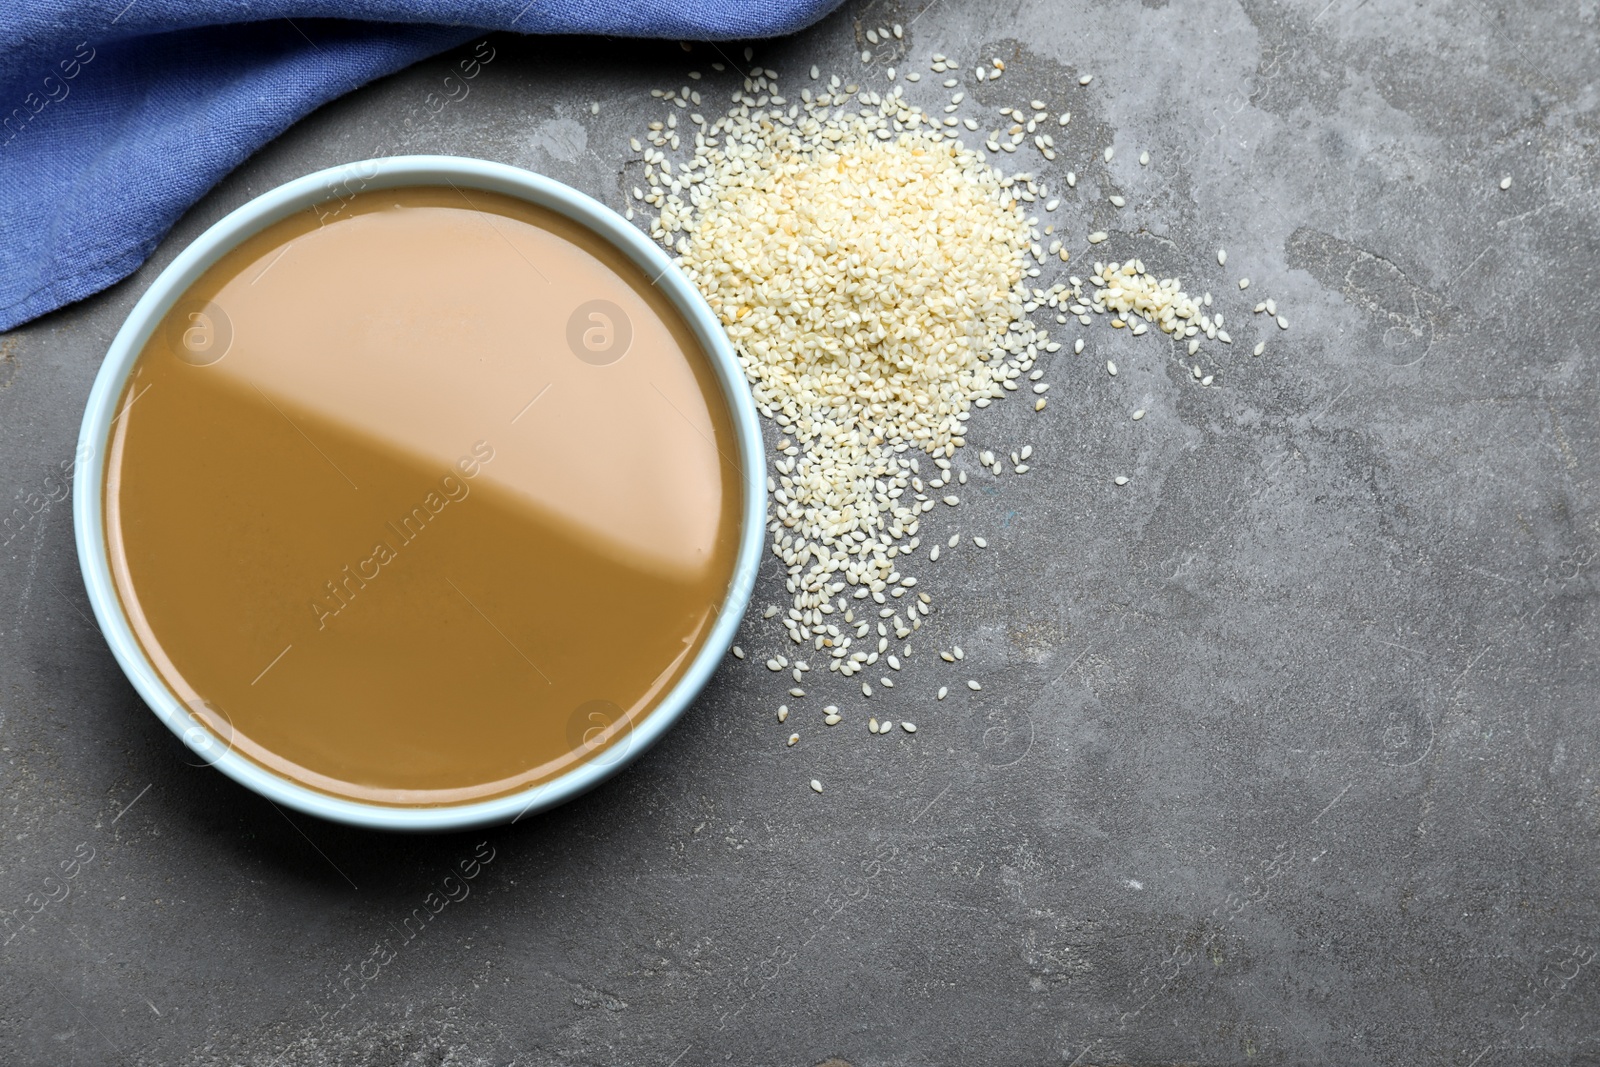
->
1277 315 1289 330
1139 150 1149 166
1239 278 1250 289
973 537 988 548
1253 341 1265 356
1103 146 1114 162
967 679 982 690
1107 360 1117 376
778 705 789 722
1088 231 1108 244
810 65 820 79
937 686 948 699
1131 408 1145 420
1500 175 1512 190
787 733 799 746
732 645 745 659
1217 249 1227 266
1109 195 1125 207
902 722 916 733
1078 74 1092 85
810 779 823 793
789 688 805 697
1114 475 1129 485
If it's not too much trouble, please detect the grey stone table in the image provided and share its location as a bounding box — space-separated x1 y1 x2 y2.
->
3 1 1598 1063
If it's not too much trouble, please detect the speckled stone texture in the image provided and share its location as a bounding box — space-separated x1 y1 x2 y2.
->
2 1 1598 1064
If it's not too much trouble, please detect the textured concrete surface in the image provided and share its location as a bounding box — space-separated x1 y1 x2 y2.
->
3 1 1599 1063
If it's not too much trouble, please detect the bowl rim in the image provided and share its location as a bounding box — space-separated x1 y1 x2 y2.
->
72 154 765 832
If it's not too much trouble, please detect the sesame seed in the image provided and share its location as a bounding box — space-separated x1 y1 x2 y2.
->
778 705 789 722
937 686 948 699
1500 175 1512 190
1114 475 1129 485
1217 249 1227 266
787 733 799 746
973 537 988 548
810 779 823 793
1079 74 1092 85
789 688 805 697
1239 278 1250 290
1131 409 1145 420
869 717 880 733
732 645 745 659
967 679 982 690
1139 150 1149 166
1107 360 1117 376
1109 195 1125 207
1103 146 1114 162
1277 315 1289 330
1253 342 1265 356
902 722 917 733
1088 231 1108 244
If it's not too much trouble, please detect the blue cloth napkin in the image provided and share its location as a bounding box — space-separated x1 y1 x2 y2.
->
0 0 843 332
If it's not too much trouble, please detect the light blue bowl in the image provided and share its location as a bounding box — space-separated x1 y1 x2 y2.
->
73 156 763 831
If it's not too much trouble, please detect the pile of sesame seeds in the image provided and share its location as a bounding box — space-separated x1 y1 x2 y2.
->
623 46 1295 790
632 58 1057 695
